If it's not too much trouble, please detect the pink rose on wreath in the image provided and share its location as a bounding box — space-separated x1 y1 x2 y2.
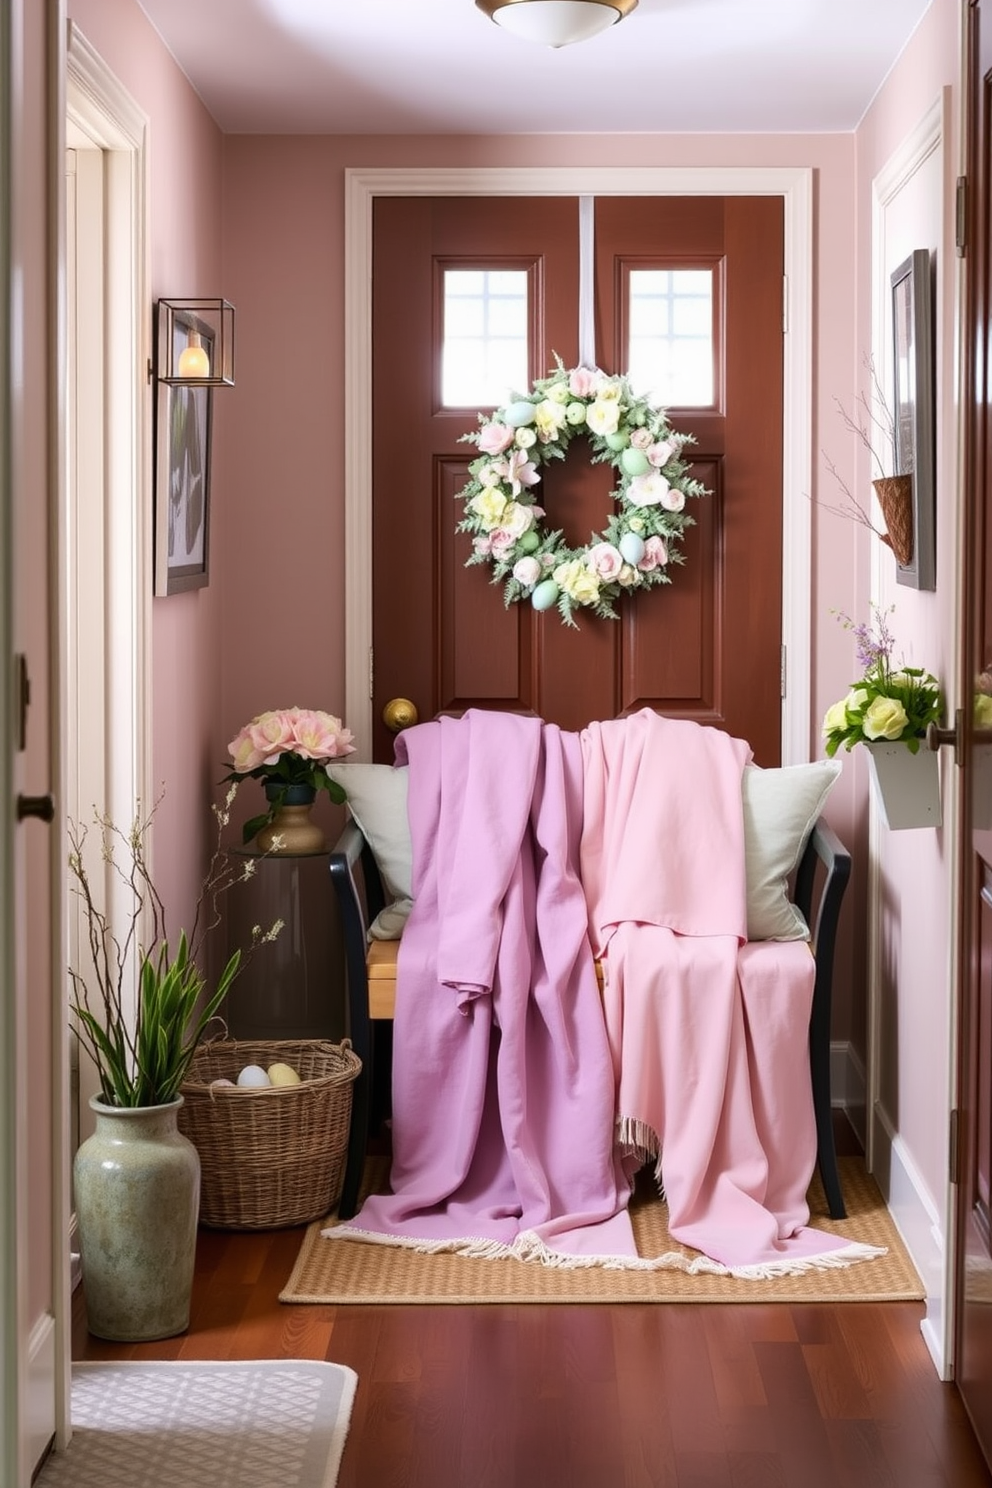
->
477 421 515 456
513 556 542 587
637 536 669 572
568 366 603 397
223 706 354 844
586 542 624 582
490 528 517 558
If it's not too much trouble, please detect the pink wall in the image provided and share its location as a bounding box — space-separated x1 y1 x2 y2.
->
854 0 959 1205
67 0 227 938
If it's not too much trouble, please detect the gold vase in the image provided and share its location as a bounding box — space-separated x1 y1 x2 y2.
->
256 783 326 855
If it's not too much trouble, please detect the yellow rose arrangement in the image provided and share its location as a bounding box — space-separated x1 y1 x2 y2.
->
822 606 943 757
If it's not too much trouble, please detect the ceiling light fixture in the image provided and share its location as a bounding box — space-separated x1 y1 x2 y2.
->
476 0 637 49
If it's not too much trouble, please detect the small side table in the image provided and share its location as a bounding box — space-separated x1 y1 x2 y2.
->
224 849 345 1042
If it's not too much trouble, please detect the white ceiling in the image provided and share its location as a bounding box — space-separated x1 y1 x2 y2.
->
134 0 935 137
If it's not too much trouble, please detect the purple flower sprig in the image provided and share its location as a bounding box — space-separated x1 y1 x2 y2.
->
833 603 895 682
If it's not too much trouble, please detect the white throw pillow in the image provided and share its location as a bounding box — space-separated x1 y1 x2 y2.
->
325 762 412 903
328 757 842 945
742 759 842 941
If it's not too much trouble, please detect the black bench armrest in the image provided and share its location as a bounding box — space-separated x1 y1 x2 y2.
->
328 819 382 1218
794 821 852 1218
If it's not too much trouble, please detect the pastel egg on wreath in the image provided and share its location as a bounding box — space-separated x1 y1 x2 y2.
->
619 532 647 566
503 400 537 428
236 1063 271 1088
531 578 560 612
604 430 630 451
620 447 651 479
517 530 540 554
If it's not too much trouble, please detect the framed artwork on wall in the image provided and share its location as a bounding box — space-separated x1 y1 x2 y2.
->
154 309 213 596
890 248 936 591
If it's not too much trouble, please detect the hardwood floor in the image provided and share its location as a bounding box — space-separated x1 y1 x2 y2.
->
72 1121 992 1488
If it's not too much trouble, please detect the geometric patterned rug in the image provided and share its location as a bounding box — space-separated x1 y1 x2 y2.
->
281 1155 925 1306
36 1360 358 1488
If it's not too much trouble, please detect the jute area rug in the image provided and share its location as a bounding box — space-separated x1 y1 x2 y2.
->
281 1156 923 1306
37 1359 357 1488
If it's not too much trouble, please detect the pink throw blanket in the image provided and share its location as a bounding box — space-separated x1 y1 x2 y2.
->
581 709 878 1275
329 709 638 1265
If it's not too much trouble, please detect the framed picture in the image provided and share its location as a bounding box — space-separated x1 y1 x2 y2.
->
890 248 936 591
154 310 213 595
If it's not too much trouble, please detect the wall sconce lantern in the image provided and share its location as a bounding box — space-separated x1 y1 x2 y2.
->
156 297 236 387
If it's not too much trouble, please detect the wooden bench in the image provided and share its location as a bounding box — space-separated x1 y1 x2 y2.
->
329 819 851 1224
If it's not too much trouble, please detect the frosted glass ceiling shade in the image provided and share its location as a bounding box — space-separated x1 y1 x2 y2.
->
476 0 637 48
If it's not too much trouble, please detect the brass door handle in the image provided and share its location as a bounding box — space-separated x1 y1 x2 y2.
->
382 698 418 733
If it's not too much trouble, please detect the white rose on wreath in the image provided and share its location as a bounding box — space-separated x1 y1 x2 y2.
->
455 358 708 628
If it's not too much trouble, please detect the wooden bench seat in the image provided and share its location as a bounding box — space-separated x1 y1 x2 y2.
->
330 819 851 1224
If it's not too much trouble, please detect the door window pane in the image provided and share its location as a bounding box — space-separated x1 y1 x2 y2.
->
627 268 714 407
442 269 528 407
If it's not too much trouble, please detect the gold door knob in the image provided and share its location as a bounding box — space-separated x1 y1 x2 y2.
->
382 697 419 733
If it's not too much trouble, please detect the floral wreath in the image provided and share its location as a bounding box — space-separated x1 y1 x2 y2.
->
456 358 708 627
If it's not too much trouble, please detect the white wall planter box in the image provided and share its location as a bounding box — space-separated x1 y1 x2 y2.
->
865 742 942 830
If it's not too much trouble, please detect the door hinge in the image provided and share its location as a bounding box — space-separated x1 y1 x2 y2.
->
780 644 787 699
950 1107 962 1185
15 653 29 752
957 176 967 256
782 275 789 335
368 647 374 701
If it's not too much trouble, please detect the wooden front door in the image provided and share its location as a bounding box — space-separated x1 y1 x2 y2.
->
958 0 992 1468
371 195 784 763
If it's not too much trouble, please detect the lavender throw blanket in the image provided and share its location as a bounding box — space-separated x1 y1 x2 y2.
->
329 709 637 1265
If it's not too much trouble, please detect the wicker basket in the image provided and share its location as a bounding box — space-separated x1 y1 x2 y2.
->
178 1039 361 1229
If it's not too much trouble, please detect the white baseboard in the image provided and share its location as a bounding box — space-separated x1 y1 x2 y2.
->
830 1042 949 1378
870 1101 950 1380
830 1039 866 1146
26 1312 57 1474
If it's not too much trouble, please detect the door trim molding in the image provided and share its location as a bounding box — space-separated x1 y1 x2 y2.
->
868 93 951 1378
345 165 813 761
61 18 152 1444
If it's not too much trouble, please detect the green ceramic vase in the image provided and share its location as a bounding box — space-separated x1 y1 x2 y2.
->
73 1095 200 1341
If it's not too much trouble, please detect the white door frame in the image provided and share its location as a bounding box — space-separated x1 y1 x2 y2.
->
1 2 19 1480
64 24 152 852
58 9 152 1424
344 166 813 762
